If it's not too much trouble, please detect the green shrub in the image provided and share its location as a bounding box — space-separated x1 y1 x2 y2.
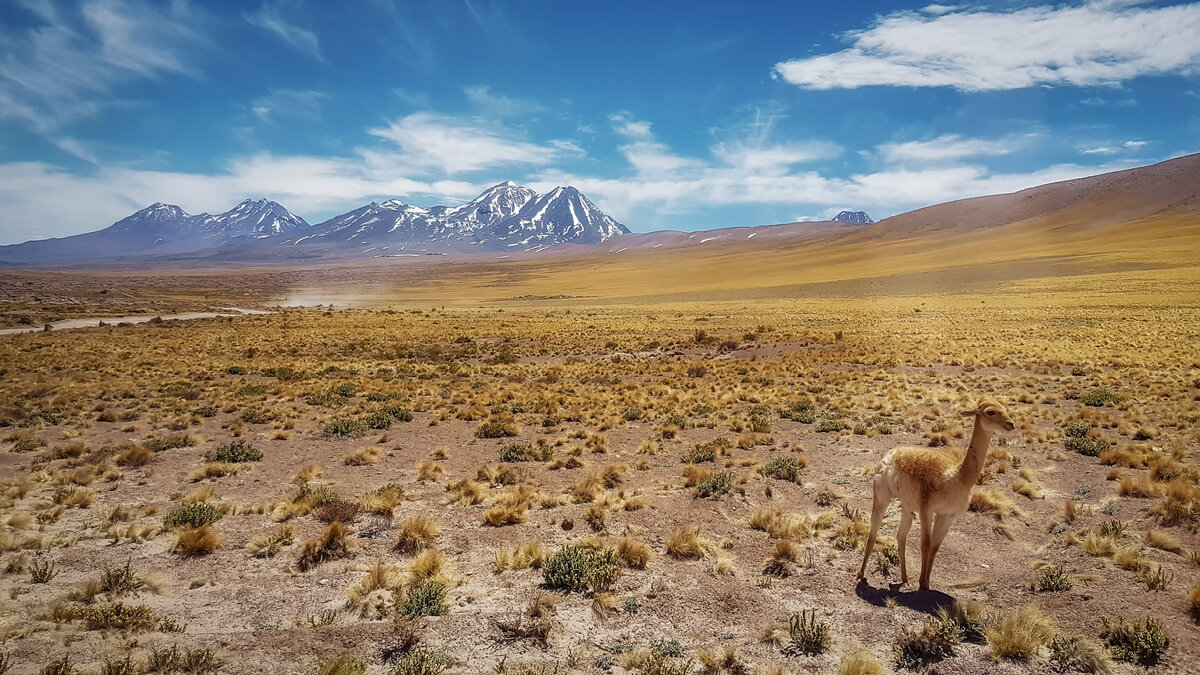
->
816 417 847 433
305 393 346 406
1102 616 1169 666
785 609 831 656
298 482 341 506
1034 564 1073 592
236 384 268 397
694 472 732 498
164 503 222 528
542 546 621 592
324 418 368 438
1050 634 1113 674
650 639 686 657
1065 436 1109 456
760 456 802 482
1080 389 1123 407
1064 421 1092 438
364 412 394 430
144 434 196 451
680 445 716 464
894 614 960 668
239 409 271 424
621 407 644 422
500 443 534 462
225 366 244 374
382 406 413 423
204 440 262 463
334 383 357 397
476 420 518 438
80 602 158 631
399 580 448 618
193 405 218 418
784 400 815 423
387 648 454 675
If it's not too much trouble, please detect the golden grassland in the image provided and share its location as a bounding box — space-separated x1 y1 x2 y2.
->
0 255 1197 673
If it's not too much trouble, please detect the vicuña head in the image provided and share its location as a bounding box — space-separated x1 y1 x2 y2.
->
856 397 1015 590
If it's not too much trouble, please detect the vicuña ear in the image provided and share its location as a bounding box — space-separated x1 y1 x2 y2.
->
958 407 979 417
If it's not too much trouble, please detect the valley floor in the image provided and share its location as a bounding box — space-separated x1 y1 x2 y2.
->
0 266 1198 674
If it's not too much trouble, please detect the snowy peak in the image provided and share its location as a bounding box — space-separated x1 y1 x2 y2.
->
446 181 537 229
831 210 873 224
206 198 309 237
307 182 627 251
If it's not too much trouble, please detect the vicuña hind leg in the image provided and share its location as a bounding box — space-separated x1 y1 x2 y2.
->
920 513 955 590
896 509 913 585
918 506 934 591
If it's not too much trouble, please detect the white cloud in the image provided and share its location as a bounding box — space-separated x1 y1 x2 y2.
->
368 112 581 175
1080 139 1148 154
0 0 204 132
878 133 1034 164
244 1 321 60
462 85 545 118
774 2 1200 91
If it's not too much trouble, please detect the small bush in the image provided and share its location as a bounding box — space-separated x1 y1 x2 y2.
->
313 654 365 675
694 472 733 498
172 525 223 555
203 440 262 463
1066 436 1109 457
476 420 519 438
324 418 368 438
80 602 158 631
1034 564 1073 592
816 417 847 433
1050 634 1113 674
680 445 716 464
163 503 222 528
542 546 620 592
894 615 960 668
387 648 454 675
785 609 831 656
1101 616 1170 666
399 579 448 618
1079 389 1123 407
761 456 802 482
30 558 57 583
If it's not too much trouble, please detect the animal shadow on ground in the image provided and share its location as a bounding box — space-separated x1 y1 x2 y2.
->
854 578 957 617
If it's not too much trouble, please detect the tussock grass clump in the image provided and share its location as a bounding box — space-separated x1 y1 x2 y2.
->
172 525 223 555
315 501 361 524
616 538 652 569
146 645 221 673
665 524 713 559
1101 616 1170 666
361 482 406 515
445 479 485 506
313 654 366 675
838 650 882 675
298 521 352 571
343 447 379 466
395 516 439 555
245 525 293 558
985 605 1056 661
494 542 545 572
387 647 454 675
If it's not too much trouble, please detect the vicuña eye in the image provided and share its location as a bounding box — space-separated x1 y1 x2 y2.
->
987 411 995 416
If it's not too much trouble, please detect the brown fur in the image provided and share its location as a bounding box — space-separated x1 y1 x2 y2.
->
888 446 964 498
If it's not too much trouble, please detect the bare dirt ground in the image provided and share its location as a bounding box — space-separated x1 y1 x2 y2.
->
0 272 1197 674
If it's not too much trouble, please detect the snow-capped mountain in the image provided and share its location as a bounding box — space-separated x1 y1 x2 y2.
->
199 198 309 238
299 182 628 252
0 199 310 264
0 182 626 264
831 210 873 224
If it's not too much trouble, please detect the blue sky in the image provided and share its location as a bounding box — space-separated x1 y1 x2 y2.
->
1 0 1198 244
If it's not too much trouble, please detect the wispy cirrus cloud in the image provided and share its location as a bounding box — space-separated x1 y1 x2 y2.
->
0 0 204 133
774 2 1200 91
878 133 1036 164
251 88 327 121
463 85 546 118
244 1 321 60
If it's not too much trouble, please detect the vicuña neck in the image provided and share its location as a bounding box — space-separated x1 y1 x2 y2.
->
955 416 994 486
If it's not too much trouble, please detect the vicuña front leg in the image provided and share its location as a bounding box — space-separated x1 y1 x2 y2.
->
856 490 889 580
896 510 913 585
920 513 956 590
